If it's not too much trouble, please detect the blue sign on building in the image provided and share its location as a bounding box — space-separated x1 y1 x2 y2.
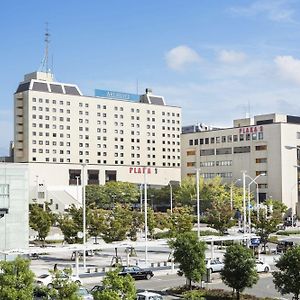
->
95 89 140 102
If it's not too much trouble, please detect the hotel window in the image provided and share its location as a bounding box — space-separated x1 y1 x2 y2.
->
189 140 193 146
216 137 220 143
255 145 267 151
256 171 267 176
200 149 215 156
258 132 264 140
205 138 209 144
216 147 232 155
222 136 226 143
187 150 196 156
234 146 250 153
239 134 244 141
228 135 232 142
252 133 257 140
233 135 238 142
210 137 215 144
246 133 251 141
256 158 267 163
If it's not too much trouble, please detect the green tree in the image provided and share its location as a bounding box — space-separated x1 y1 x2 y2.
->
206 198 235 234
221 244 258 300
47 268 81 300
29 204 52 245
169 206 194 237
273 246 300 300
93 269 136 300
128 210 143 241
0 257 35 300
175 176 197 206
87 208 105 244
169 232 206 289
253 200 286 252
58 205 83 244
101 204 132 243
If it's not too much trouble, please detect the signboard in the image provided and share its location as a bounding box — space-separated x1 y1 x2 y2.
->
239 126 263 134
95 89 140 101
129 167 158 175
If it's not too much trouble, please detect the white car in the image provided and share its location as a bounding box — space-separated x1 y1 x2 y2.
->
255 260 271 273
205 258 224 273
137 291 163 300
76 287 94 300
35 272 82 288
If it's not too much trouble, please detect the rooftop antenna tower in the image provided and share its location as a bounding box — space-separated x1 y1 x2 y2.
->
40 22 51 73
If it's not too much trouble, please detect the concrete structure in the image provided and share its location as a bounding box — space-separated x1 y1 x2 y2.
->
13 71 181 210
0 163 29 258
181 113 300 215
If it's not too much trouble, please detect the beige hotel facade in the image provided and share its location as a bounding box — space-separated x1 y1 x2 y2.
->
181 113 300 216
14 71 181 211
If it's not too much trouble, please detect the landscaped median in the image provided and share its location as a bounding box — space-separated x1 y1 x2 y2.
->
168 287 278 300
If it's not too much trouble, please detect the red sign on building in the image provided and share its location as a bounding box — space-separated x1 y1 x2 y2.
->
239 126 263 134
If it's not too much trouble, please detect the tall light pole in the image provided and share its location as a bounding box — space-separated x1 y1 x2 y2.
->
169 182 173 214
82 164 86 270
76 176 79 204
230 179 241 211
196 168 200 239
140 184 143 213
247 173 266 232
144 170 148 266
242 170 247 234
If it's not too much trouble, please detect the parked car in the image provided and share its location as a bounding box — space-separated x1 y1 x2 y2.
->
255 260 270 273
118 266 154 280
35 272 82 288
137 290 163 300
205 258 224 273
276 240 295 253
76 287 94 300
90 285 104 293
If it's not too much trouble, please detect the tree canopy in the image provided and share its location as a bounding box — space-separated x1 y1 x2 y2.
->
0 257 35 300
221 244 258 300
29 204 52 244
93 269 136 300
273 246 300 300
169 232 206 289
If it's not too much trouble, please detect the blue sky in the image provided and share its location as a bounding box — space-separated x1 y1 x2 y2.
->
2 0 300 155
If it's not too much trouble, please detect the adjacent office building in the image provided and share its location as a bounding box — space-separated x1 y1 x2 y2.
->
14 71 181 210
181 113 300 215
0 163 29 256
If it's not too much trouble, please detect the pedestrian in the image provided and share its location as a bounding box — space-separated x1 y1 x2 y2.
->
54 263 58 272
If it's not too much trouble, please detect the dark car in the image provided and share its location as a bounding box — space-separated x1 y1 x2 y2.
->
90 285 104 293
118 266 154 280
276 240 294 253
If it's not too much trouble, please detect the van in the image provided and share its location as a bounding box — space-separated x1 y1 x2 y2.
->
276 240 294 253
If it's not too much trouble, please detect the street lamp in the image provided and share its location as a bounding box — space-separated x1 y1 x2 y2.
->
285 146 300 226
247 173 266 230
230 179 241 211
139 184 143 213
196 168 200 239
81 164 87 270
242 170 247 234
168 182 173 214
144 170 148 266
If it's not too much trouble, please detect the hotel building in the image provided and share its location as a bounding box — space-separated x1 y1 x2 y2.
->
181 113 300 215
13 71 181 210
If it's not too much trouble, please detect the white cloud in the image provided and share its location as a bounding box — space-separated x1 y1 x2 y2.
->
230 0 295 22
218 50 247 64
165 45 201 71
274 55 300 84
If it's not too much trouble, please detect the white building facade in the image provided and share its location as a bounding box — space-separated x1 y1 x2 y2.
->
0 163 29 257
181 113 300 216
14 71 181 211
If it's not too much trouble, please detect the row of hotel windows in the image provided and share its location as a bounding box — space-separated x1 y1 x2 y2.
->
32 156 180 167
189 132 264 146
186 145 267 156
187 171 267 180
187 158 267 168
32 97 180 118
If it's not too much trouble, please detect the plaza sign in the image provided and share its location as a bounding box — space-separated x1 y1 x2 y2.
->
129 167 158 174
239 126 263 134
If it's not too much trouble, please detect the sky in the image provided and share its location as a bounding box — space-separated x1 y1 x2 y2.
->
2 0 300 155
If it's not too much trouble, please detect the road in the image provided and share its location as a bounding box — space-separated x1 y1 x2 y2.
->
83 273 294 299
